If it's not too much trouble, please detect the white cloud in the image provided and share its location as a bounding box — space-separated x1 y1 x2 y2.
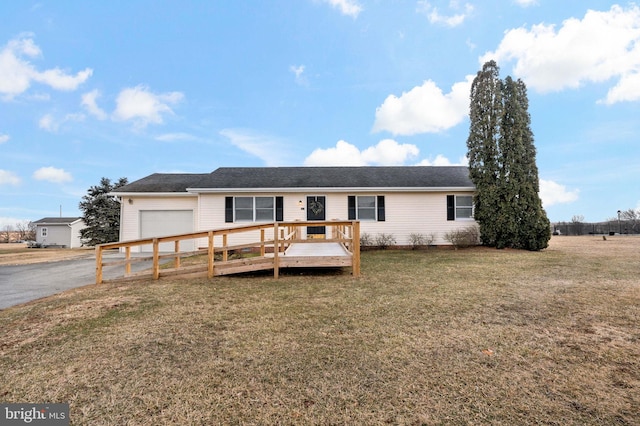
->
38 114 58 132
481 5 640 103
0 36 92 100
601 71 640 105
81 89 107 120
113 85 184 127
372 75 473 135
33 67 93 91
290 65 304 78
38 112 84 132
466 38 477 51
290 65 308 86
416 154 468 166
539 179 579 207
362 139 419 165
304 139 419 166
417 1 474 27
155 132 196 142
305 140 365 166
513 0 537 7
220 128 294 166
321 0 362 18
0 133 9 144
0 170 21 185
32 166 73 183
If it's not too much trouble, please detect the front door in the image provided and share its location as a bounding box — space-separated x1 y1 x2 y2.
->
306 196 326 238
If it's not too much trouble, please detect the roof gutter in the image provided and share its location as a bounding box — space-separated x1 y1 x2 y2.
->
187 186 476 193
109 192 197 197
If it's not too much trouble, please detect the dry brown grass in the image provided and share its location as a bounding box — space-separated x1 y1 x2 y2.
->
0 244 93 265
1 236 639 424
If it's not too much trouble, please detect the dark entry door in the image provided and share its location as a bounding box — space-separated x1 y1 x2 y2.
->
306 196 326 237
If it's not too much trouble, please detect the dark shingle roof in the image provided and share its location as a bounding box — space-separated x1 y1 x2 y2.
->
113 167 474 193
33 217 82 225
113 173 210 193
197 166 474 189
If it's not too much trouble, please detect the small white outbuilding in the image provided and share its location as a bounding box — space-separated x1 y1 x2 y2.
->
32 217 86 248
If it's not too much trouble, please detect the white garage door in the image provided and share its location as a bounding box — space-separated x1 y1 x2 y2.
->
140 210 194 252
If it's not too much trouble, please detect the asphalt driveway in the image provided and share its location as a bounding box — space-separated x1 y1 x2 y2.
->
0 253 157 310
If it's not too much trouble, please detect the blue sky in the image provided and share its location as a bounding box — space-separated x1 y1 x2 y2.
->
1 0 639 229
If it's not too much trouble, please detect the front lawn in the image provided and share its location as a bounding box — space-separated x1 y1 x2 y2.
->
1 236 638 424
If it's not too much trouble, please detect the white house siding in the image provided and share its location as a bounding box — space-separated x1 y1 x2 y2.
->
119 196 198 253
118 191 478 250
199 193 290 248
68 221 86 248
36 225 70 247
198 192 332 248
360 192 477 246
197 191 477 247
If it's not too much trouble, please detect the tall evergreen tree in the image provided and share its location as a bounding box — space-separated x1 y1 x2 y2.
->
467 60 502 247
79 177 128 246
467 62 550 251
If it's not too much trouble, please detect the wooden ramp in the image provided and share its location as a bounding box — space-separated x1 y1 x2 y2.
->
96 221 360 284
281 242 352 267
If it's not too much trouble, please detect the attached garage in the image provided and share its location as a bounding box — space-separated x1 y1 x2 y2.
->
140 210 194 252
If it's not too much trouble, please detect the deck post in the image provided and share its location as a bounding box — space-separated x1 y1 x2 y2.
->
96 245 103 284
152 238 160 280
174 240 181 269
125 246 131 275
260 229 265 256
222 233 228 262
273 222 280 278
352 221 360 277
208 231 214 278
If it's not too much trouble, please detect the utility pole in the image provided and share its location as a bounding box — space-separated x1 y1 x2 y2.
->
617 210 621 234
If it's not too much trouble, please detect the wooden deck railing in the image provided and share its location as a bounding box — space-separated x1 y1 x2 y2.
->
95 220 360 284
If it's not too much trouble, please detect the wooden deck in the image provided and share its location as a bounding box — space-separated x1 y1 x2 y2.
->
280 242 353 268
95 221 360 284
285 242 351 256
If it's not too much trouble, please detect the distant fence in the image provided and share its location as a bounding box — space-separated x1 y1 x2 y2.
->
552 220 639 236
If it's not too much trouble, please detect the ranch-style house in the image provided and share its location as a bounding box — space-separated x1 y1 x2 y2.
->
111 166 477 252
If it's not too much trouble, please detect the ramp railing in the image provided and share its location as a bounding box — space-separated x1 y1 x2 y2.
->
95 220 360 284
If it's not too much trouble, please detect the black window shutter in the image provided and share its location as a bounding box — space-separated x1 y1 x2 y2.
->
348 196 356 220
446 195 455 221
377 195 385 221
275 196 284 221
225 197 234 223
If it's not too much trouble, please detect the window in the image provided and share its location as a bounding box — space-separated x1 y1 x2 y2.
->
348 196 385 221
225 196 283 222
456 196 473 219
41 227 48 237
255 197 275 221
447 195 474 220
235 197 255 221
357 196 376 220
